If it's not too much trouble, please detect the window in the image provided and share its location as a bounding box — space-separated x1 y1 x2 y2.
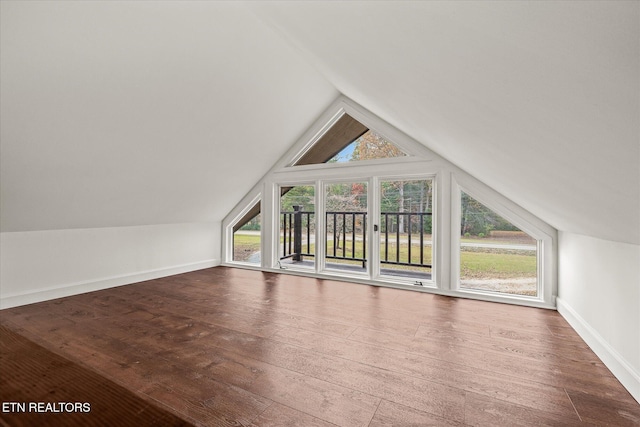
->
293 113 407 166
459 191 538 297
324 181 368 273
233 208 261 265
223 97 556 308
328 130 407 163
279 185 315 269
379 178 433 281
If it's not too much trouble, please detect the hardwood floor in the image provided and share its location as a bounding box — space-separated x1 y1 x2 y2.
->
1 266 639 426
0 325 193 427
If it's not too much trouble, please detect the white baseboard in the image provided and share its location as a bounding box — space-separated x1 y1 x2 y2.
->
0 259 220 310
557 297 640 404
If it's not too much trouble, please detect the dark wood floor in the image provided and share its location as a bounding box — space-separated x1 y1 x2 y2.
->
0 325 193 427
1 266 639 426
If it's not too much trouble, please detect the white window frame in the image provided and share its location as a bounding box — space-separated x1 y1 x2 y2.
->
275 181 317 272
221 96 557 309
373 174 437 288
224 191 263 269
318 177 372 278
451 173 556 306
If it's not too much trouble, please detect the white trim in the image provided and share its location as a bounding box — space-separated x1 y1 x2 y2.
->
273 99 348 170
221 94 558 309
435 168 450 289
222 190 262 265
286 109 347 167
339 97 440 160
451 173 557 306
373 175 437 286
370 177 382 280
227 193 262 232
279 96 442 172
274 182 317 271
277 154 432 175
223 262 557 310
449 174 462 292
557 297 640 404
314 179 326 274
453 172 556 237
0 259 220 310
319 178 372 277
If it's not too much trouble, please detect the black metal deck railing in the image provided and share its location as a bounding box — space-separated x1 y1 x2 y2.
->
281 206 315 261
325 211 367 267
380 212 433 268
281 206 432 269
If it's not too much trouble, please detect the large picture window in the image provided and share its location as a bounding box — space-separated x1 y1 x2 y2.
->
222 97 556 308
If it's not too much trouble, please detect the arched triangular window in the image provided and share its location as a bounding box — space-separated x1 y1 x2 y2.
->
292 113 406 166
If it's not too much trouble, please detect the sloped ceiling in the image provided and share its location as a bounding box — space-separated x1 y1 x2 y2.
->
2 1 638 246
0 1 337 232
250 1 640 245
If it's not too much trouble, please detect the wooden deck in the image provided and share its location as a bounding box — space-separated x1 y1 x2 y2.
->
1 266 638 426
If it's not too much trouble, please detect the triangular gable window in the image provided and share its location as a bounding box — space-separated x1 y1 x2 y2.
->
292 113 407 166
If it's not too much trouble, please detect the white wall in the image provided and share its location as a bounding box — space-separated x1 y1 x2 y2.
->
557 231 640 403
0 1 337 233
251 1 640 245
0 222 220 309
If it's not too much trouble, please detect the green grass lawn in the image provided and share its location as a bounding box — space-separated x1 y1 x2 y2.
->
460 251 536 279
234 233 536 279
233 234 262 261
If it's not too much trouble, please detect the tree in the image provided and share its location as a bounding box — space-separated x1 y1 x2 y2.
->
351 131 409 230
460 192 519 236
351 131 405 161
280 186 314 212
325 183 366 250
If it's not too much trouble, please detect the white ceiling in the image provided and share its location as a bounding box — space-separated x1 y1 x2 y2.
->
1 1 638 245
249 1 639 245
0 1 337 232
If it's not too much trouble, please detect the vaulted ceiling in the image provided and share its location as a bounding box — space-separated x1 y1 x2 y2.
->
1 1 638 244
0 1 337 231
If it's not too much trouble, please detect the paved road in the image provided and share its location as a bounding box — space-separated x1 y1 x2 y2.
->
236 231 536 251
460 242 536 251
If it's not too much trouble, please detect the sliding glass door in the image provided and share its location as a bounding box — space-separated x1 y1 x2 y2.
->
273 177 435 285
378 178 433 283
323 181 368 275
278 185 315 269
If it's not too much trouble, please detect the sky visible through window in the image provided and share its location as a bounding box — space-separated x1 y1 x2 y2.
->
328 130 406 163
332 142 356 162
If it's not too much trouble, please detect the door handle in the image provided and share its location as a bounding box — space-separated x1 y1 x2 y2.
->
374 224 378 232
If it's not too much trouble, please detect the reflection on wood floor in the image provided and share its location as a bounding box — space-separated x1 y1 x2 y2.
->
1 266 638 426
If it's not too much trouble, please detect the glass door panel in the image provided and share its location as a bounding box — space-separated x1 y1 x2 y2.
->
279 185 315 269
324 181 368 274
378 179 433 282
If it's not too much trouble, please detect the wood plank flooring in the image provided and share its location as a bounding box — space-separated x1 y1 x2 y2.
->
0 325 194 427
1 266 639 426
